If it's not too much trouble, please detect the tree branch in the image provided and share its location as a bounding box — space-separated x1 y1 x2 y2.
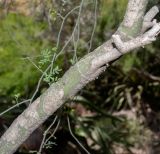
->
1 0 159 153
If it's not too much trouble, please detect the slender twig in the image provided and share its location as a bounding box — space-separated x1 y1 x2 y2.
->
88 0 98 53
44 118 61 146
0 99 30 116
67 116 91 154
56 6 81 50
29 64 52 105
50 0 84 73
26 57 44 74
50 5 81 73
38 116 58 153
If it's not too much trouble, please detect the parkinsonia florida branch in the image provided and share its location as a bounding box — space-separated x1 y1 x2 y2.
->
0 0 160 154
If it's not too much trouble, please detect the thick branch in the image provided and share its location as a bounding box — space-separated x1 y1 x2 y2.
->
118 0 149 38
1 0 159 154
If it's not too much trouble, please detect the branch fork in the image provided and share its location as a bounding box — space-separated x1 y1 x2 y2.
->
113 6 160 54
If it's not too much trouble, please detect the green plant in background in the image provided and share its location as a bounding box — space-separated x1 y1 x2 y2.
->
38 47 57 68
67 91 151 154
49 9 57 22
43 65 62 85
44 140 57 149
69 107 147 154
0 13 49 96
38 48 54 67
14 93 21 103
37 47 62 85
97 0 127 41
